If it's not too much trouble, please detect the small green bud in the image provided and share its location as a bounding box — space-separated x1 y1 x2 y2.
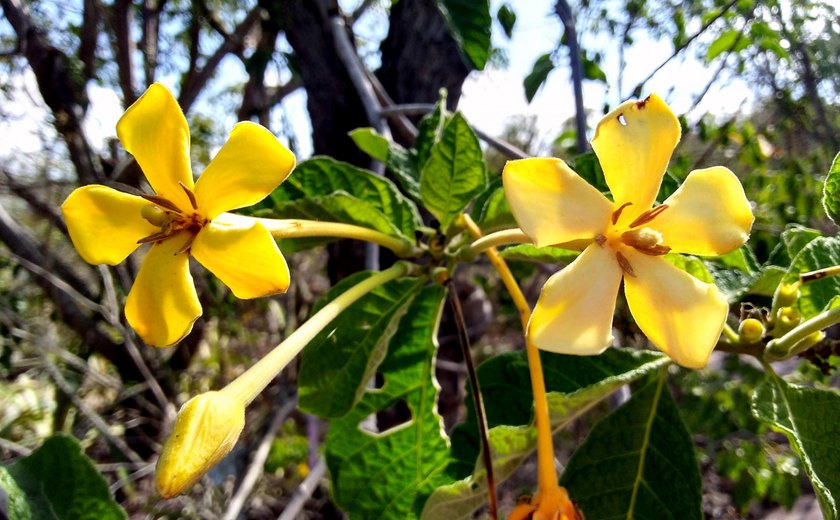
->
773 283 800 308
738 318 765 343
155 391 245 498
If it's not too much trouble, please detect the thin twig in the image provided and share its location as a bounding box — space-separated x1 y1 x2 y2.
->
448 281 497 519
0 437 32 456
627 0 739 99
39 350 144 464
222 396 299 520
108 462 156 494
277 458 328 520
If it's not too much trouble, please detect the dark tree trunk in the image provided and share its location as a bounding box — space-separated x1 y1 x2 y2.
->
377 0 470 117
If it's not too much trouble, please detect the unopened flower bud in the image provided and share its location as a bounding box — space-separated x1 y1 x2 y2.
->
155 391 245 498
738 318 765 343
773 283 800 308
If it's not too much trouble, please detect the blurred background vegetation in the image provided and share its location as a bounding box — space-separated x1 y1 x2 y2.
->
0 0 839 517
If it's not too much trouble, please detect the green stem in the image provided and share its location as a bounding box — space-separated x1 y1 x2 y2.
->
722 323 739 343
256 217 419 257
765 305 840 360
465 228 532 256
222 262 411 406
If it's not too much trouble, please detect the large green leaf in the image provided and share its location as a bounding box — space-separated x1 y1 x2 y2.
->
265 156 421 239
499 244 580 265
421 349 669 519
326 285 450 519
436 0 491 70
784 236 840 318
752 375 840 519
298 273 425 418
561 372 703 520
821 150 840 225
0 435 127 520
419 113 487 230
471 180 515 231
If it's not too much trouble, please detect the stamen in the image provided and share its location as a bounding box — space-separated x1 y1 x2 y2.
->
174 234 197 255
595 234 607 246
140 193 183 213
635 244 671 256
179 181 198 210
137 229 175 244
616 251 635 277
628 204 669 228
611 202 633 225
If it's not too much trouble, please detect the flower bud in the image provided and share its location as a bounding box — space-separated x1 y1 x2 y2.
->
773 282 800 308
155 391 245 498
738 318 765 343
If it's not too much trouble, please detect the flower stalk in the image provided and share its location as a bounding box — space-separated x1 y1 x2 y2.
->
765 304 840 361
459 214 579 518
257 217 419 257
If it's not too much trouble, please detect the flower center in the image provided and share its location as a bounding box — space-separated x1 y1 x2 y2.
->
595 202 671 276
137 183 208 254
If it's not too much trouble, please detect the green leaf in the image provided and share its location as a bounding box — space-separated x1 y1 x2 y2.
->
1 435 127 520
821 151 840 225
499 244 580 264
421 349 669 519
767 224 822 268
349 127 390 162
666 254 715 284
582 55 607 83
523 53 554 103
298 273 425 418
351 127 423 201
561 372 702 519
415 99 448 170
420 113 487 230
706 29 748 62
496 3 516 39
326 285 450 519
471 180 515 231
752 375 840 519
265 156 421 244
784 236 840 318
436 0 492 69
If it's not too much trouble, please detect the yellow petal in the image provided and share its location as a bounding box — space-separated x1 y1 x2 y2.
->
503 158 612 247
650 167 754 256
191 217 290 299
622 250 728 368
125 234 202 347
528 244 623 354
591 94 681 221
116 83 195 211
155 391 245 498
194 122 296 220
61 185 160 265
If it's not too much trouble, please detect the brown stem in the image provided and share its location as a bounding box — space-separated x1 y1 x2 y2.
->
448 281 497 519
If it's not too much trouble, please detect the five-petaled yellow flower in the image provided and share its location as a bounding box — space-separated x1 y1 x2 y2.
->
503 95 754 368
61 83 295 347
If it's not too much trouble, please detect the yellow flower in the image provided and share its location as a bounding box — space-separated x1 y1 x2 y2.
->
503 95 754 368
61 83 296 347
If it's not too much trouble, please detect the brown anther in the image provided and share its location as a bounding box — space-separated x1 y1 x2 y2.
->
139 193 182 213
137 229 175 244
628 204 669 228
616 251 635 277
174 233 197 255
595 234 607 246
634 244 671 256
179 181 198 210
611 202 633 225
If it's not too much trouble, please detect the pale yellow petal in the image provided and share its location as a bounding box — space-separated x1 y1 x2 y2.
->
591 94 680 221
116 83 195 211
649 167 754 256
502 158 612 247
191 219 290 299
125 234 201 347
528 244 623 354
622 250 728 369
194 122 296 220
61 185 160 265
